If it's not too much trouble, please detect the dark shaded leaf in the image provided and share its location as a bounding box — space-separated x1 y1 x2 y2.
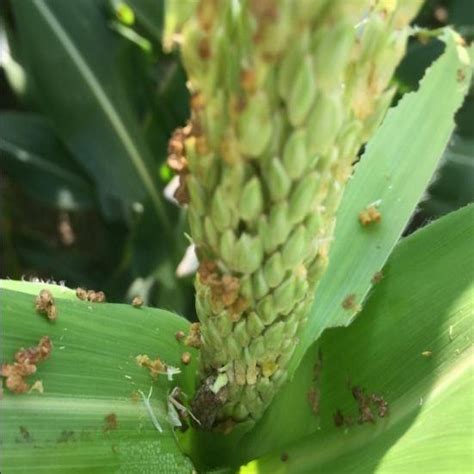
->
0 112 94 211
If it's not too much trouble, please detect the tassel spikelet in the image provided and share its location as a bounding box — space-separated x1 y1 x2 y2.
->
164 0 422 429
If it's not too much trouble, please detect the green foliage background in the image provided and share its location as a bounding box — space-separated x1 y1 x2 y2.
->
0 1 473 473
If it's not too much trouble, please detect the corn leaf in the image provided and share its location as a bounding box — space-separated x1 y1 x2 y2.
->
239 203 474 473
0 281 195 473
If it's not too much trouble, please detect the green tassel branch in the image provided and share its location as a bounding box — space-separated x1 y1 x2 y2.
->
164 0 422 430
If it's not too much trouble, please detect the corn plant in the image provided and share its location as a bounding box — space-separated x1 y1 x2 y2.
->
1 0 473 473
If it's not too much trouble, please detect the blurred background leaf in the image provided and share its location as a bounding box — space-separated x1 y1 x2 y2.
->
0 0 193 316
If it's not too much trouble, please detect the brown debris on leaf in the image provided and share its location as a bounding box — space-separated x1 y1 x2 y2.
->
342 294 359 311
198 261 248 318
353 386 389 424
219 275 240 307
359 206 381 226
229 297 249 321
359 403 375 424
181 352 192 365
175 330 185 342
135 354 166 379
2 363 35 394
307 387 320 415
1 336 52 394
334 386 389 428
87 290 106 303
57 430 76 443
131 296 144 308
104 413 118 431
76 288 106 303
191 374 228 430
371 270 384 284
333 410 354 427
313 349 323 381
168 127 189 170
198 260 218 281
35 289 57 321
352 386 374 424
370 394 389 418
15 336 52 365
333 409 345 427
185 323 202 349
76 287 88 300
308 350 323 416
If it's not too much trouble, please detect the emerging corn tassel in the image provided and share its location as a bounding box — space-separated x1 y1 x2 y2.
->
165 0 422 429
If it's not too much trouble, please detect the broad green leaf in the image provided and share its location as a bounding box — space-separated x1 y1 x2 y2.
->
0 112 94 211
10 0 169 227
240 204 474 472
0 281 195 473
290 29 472 375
